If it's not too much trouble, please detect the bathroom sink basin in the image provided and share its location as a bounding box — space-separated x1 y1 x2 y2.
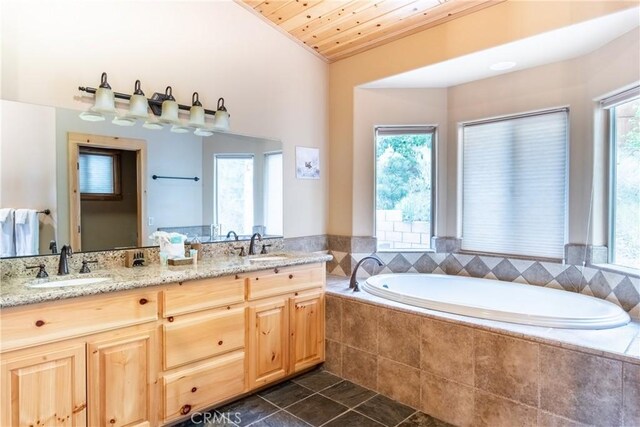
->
27 277 111 288
248 255 289 263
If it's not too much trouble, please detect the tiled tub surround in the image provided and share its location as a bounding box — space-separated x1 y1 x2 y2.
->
327 246 640 320
325 276 640 427
0 250 330 307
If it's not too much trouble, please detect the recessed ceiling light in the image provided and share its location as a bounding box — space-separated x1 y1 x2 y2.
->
490 61 516 71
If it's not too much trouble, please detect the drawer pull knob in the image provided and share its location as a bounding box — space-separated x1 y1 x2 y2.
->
294 292 299 296
274 268 279 273
289 274 294 279
180 404 192 415
139 298 148 305
109 419 116 424
218 340 224 345
191 387 197 393
168 316 174 322
35 320 45 327
235 274 240 280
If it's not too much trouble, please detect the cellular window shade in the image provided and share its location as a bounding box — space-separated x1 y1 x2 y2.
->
462 110 568 258
79 153 115 194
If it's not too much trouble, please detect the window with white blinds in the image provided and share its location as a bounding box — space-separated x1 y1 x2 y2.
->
79 149 121 200
461 109 568 258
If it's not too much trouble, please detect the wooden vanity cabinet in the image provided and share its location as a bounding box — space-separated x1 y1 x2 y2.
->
0 341 87 427
0 262 326 427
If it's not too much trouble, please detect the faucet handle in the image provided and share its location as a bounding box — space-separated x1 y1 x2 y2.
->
80 259 98 274
260 244 272 255
26 263 49 279
234 246 246 257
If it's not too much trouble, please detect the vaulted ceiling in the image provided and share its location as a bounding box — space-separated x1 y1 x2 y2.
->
236 0 504 62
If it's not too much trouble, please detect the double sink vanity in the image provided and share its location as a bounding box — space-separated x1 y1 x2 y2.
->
0 252 331 426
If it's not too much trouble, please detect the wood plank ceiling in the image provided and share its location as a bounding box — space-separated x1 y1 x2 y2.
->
236 0 504 62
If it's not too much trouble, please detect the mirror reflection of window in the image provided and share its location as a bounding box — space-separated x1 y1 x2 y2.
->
79 148 121 200
264 152 283 236
215 155 254 236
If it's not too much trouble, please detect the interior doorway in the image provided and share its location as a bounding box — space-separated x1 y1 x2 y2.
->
68 133 147 252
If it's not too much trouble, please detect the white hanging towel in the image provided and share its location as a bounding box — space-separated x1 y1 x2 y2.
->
15 209 39 256
0 208 16 257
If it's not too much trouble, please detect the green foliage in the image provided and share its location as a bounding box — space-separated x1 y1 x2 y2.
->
376 134 432 222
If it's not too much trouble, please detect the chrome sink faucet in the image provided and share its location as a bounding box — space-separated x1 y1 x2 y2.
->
58 245 73 275
349 256 383 292
248 233 263 255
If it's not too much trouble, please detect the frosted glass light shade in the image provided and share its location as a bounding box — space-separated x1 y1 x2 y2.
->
129 94 149 118
212 111 229 131
92 87 116 113
79 111 106 122
189 105 205 128
112 115 137 126
160 100 179 123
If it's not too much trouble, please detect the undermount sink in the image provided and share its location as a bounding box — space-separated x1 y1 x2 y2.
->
27 277 111 288
248 255 289 263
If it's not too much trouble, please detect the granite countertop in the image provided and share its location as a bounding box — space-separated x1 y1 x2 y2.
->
326 275 640 363
0 252 332 308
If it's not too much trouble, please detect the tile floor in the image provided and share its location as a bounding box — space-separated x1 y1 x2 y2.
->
171 369 452 427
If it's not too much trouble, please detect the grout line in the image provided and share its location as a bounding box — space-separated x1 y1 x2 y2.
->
279 409 314 426
393 410 418 427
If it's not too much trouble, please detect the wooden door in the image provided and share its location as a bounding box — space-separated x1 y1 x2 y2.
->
290 290 325 373
0 342 87 427
87 327 158 427
248 297 289 389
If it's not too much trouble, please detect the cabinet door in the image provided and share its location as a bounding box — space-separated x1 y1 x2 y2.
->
290 290 325 373
248 297 289 389
87 327 158 427
1 343 87 427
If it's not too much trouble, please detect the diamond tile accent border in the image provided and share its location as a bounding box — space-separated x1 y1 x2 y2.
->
326 237 640 319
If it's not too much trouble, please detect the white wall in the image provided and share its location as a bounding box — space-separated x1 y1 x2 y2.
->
0 0 328 238
0 100 57 253
352 88 448 236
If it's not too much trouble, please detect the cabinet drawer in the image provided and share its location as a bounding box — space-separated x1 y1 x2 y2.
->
1 290 158 352
246 264 324 300
163 307 245 370
162 276 245 317
163 351 245 422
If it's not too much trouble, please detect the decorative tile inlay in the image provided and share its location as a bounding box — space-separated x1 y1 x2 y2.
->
463 256 490 278
589 271 614 300
386 254 412 273
521 262 554 286
444 255 464 275
491 259 522 282
554 265 586 292
413 254 439 273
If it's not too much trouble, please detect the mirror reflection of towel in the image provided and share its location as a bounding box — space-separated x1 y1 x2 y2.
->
0 208 15 257
15 209 39 256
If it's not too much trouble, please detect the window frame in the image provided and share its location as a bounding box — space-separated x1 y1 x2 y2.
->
605 86 640 268
459 107 570 260
213 153 255 235
373 125 437 252
78 147 122 201
263 150 283 237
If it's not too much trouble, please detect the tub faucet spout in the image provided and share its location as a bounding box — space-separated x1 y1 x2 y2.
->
349 256 383 292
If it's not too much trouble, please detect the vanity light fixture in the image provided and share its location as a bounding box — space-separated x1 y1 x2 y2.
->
78 72 230 134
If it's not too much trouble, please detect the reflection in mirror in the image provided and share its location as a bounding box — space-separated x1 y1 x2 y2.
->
0 100 283 258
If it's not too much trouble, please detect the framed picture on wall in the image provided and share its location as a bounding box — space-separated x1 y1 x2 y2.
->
296 146 320 180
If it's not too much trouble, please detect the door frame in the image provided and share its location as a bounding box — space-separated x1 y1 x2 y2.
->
68 132 147 251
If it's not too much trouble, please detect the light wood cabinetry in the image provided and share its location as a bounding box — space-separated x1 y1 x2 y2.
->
248 297 290 389
290 290 325 373
0 262 326 426
1 342 87 427
87 326 158 427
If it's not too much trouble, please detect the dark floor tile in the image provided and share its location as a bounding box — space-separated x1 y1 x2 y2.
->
293 369 343 392
216 395 278 427
354 394 415 427
249 410 311 427
258 381 314 408
320 380 377 408
323 410 385 427
286 394 348 426
397 412 453 427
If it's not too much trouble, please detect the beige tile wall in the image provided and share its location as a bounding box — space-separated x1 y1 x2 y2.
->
325 294 640 427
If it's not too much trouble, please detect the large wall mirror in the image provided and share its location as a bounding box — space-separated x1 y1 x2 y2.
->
0 100 283 258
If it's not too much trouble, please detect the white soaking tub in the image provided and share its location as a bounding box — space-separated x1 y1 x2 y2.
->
363 274 630 329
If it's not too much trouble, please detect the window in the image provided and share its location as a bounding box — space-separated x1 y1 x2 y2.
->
375 126 435 251
264 151 283 236
461 109 568 259
605 87 640 269
79 148 121 200
215 155 254 236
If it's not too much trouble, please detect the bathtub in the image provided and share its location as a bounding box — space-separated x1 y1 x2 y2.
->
363 274 630 329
